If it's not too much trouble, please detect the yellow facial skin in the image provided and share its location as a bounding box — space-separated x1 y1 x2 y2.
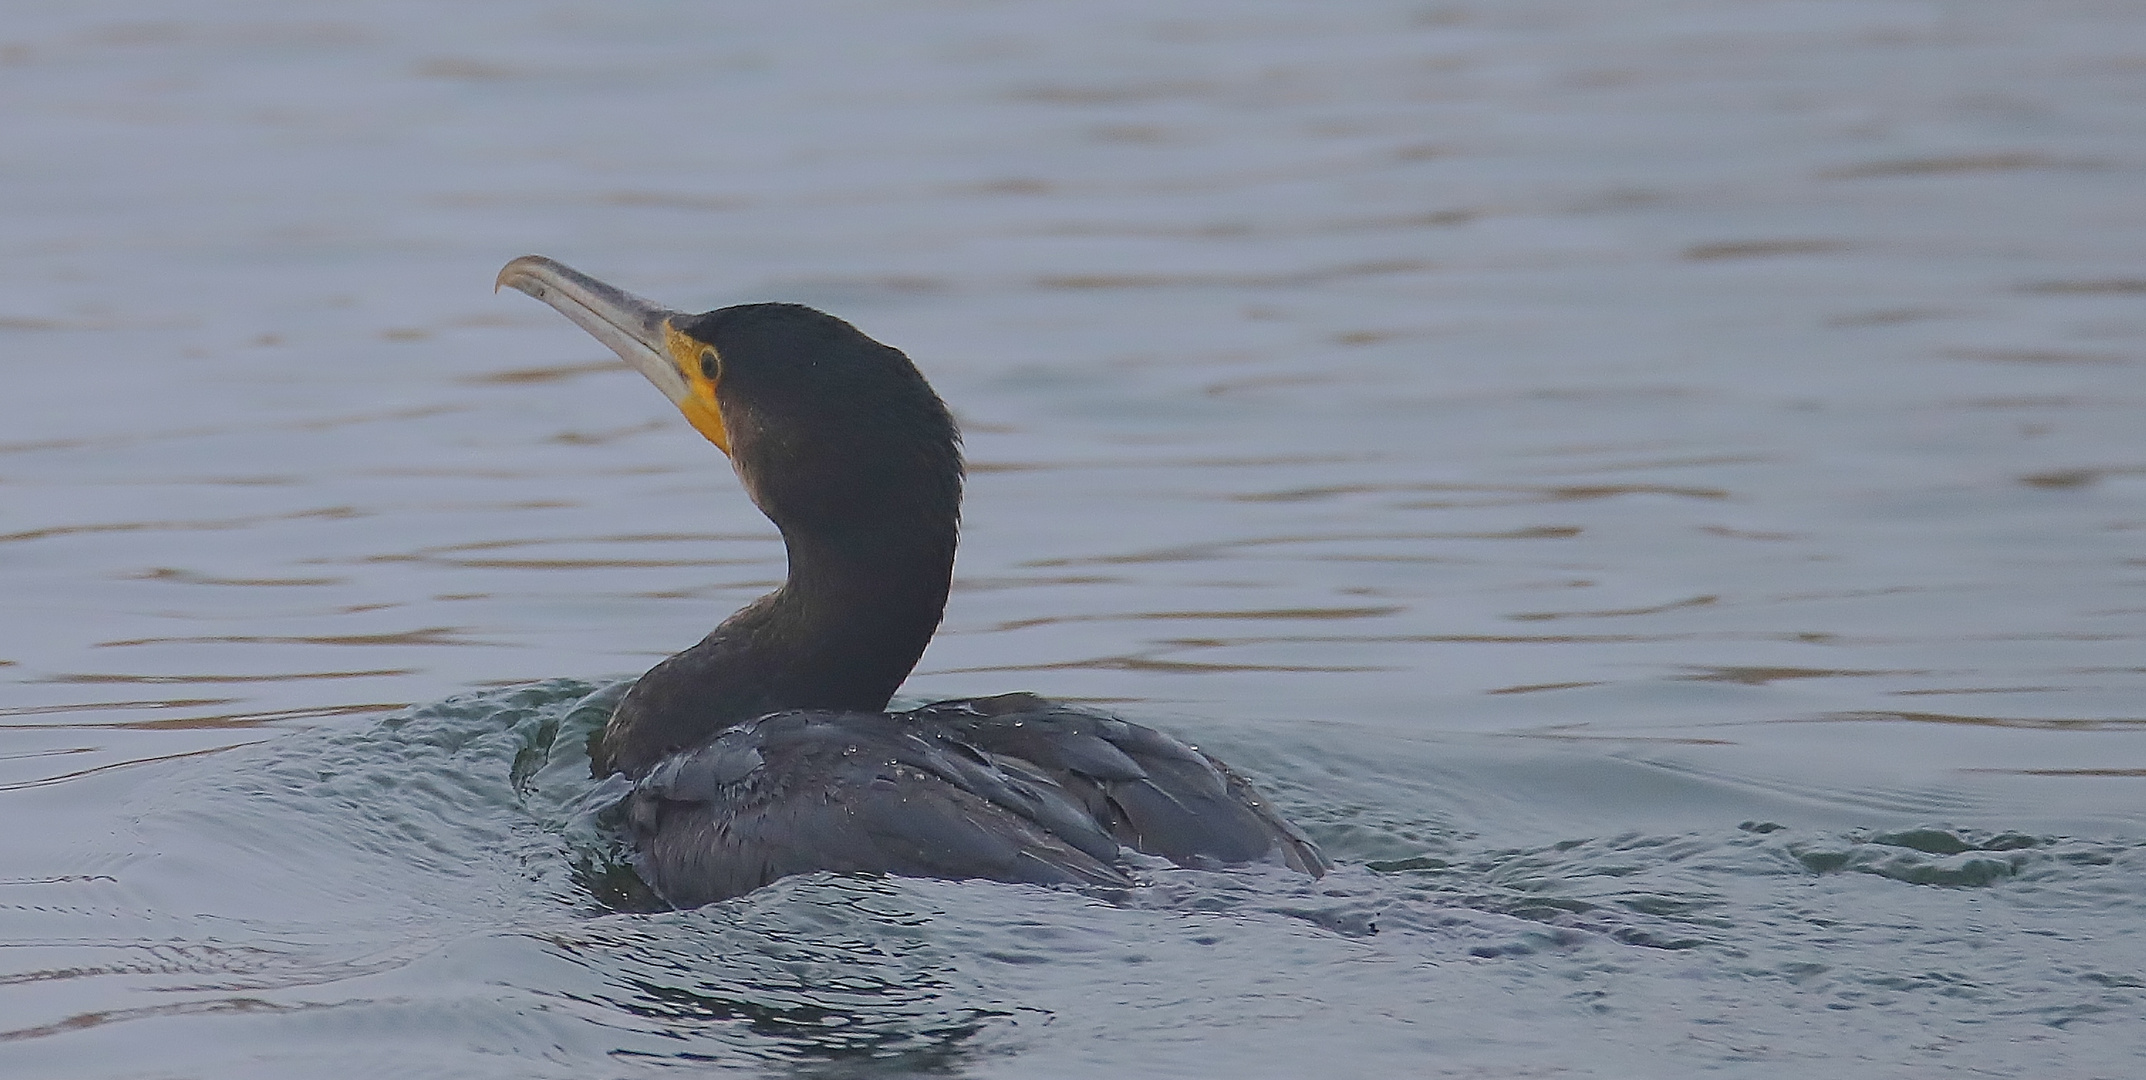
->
663 322 730 455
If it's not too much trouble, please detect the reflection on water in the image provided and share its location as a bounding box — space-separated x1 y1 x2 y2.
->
3 0 2145 1075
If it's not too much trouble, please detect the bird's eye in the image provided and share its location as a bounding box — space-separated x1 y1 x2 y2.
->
700 350 720 381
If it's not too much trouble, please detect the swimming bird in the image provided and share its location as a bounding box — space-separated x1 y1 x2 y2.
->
497 256 1327 906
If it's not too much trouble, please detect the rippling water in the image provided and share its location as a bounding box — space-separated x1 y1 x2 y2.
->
4 0 2144 1075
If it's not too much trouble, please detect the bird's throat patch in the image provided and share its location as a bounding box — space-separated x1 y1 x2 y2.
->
664 323 731 453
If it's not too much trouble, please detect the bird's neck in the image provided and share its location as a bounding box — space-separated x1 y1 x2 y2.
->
594 516 956 777
762 523 958 689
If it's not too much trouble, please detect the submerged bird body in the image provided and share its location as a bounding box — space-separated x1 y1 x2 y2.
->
625 695 1324 907
498 256 1325 905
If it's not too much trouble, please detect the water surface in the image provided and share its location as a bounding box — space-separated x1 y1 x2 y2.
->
3 1 2144 1076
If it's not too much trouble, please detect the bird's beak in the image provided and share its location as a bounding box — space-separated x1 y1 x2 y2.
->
496 256 732 452
495 255 689 407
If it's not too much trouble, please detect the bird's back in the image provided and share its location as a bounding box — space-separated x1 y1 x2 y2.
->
622 694 1326 907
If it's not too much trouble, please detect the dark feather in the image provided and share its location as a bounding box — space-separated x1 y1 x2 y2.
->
626 709 1135 906
911 694 1330 875
624 698 1326 905
500 276 1328 905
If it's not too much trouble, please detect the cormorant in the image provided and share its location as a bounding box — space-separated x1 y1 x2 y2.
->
497 256 1327 906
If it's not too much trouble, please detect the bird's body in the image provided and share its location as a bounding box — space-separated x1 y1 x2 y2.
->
624 695 1323 907
499 256 1326 905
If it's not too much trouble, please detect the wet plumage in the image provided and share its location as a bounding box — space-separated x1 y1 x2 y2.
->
498 256 1326 905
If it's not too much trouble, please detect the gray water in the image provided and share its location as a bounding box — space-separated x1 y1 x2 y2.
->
4 1 2144 1076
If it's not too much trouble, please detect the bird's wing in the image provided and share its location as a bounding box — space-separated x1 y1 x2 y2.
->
628 711 1132 907
908 694 1329 875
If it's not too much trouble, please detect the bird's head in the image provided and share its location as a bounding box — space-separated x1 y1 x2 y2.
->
497 256 960 542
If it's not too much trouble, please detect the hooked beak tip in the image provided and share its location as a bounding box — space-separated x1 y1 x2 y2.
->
495 255 545 297
493 255 691 407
